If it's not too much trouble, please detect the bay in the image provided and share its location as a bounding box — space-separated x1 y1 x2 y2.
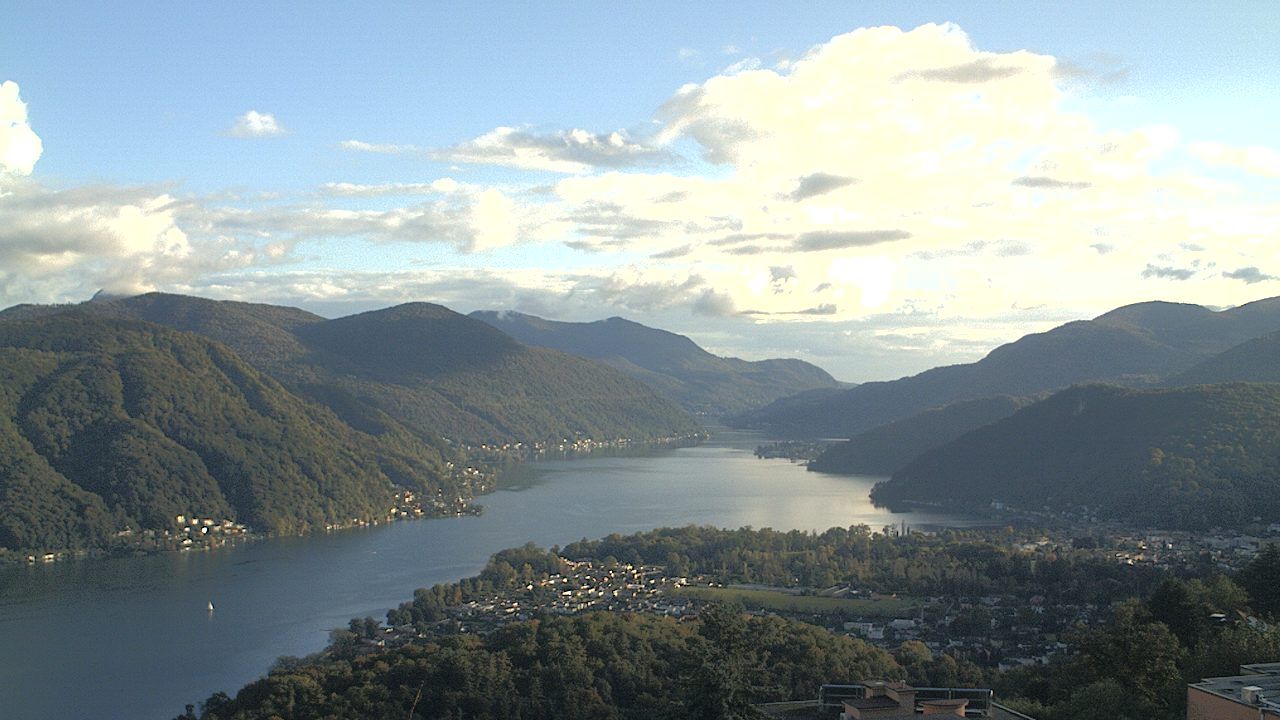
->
0 430 982 720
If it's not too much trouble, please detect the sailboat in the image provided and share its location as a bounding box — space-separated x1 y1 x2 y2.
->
207 600 215 612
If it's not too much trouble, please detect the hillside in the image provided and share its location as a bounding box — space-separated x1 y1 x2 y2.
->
872 383 1280 529
471 310 841 416
0 314 461 553
732 297 1280 438
1169 330 1280 385
807 395 1032 476
10 294 700 445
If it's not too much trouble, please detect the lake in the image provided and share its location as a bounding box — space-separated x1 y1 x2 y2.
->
0 430 983 720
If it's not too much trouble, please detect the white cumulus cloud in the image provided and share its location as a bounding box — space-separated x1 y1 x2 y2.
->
0 81 43 175
228 110 286 138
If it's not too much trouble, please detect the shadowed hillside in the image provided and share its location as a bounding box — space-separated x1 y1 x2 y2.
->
471 310 840 416
2 294 700 445
733 297 1280 438
0 314 460 553
872 383 1280 529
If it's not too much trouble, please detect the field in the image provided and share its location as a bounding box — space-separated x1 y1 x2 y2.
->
672 586 925 617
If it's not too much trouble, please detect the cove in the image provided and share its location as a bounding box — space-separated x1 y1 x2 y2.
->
0 430 984 720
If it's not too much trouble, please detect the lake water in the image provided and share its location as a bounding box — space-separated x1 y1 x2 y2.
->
0 430 982 720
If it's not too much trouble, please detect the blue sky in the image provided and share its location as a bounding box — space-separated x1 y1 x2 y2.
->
2 3 1278 380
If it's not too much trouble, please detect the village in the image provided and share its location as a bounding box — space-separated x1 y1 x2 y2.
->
340 520 1279 679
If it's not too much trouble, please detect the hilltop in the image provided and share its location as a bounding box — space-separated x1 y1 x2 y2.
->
732 297 1280 438
471 310 841 416
807 395 1033 476
0 313 463 553
872 383 1280 529
3 294 701 446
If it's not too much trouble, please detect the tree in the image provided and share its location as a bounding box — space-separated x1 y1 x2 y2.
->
683 602 763 720
1240 543 1280 618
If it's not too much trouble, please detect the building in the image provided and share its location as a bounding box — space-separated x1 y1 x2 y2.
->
837 682 966 718
1188 662 1280 720
819 682 1020 718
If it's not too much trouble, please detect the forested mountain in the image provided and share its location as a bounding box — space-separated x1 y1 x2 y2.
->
1169 330 1280 386
807 395 1032 476
471 310 841 416
732 297 1280 438
0 314 461 553
5 294 700 445
873 383 1280 529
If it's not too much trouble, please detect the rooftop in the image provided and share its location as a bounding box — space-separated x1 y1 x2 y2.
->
1190 663 1280 712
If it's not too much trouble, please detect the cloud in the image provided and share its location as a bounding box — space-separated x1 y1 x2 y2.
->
1190 141 1280 178
339 139 423 154
438 126 674 173
319 179 461 197
897 57 1024 83
204 189 528 253
1012 176 1091 190
0 180 292 307
651 244 691 259
1052 54 1130 86
1223 267 1277 284
1141 264 1195 281
228 110 285 138
692 289 737 316
794 229 911 252
788 172 857 201
0 81 43 175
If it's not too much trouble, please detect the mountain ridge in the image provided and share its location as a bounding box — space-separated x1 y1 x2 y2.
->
1 293 701 446
731 297 1280 438
470 309 841 416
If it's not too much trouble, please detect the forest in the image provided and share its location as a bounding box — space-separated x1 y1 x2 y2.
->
178 527 1280 720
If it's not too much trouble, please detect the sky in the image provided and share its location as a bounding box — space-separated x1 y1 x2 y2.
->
1 3 1278 382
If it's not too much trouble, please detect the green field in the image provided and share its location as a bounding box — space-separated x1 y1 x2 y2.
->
672 586 925 617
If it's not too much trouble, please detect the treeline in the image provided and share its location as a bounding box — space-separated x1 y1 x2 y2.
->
999 560 1280 720
177 529 1280 719
561 525 1163 604
178 603 992 720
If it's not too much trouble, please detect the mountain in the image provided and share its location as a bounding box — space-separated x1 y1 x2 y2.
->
470 310 841 416
807 395 1033 476
8 293 700 446
732 297 1280 438
872 383 1280 529
1169 330 1280 386
0 313 460 553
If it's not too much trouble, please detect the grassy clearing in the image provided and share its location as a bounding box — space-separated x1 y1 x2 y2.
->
672 586 924 617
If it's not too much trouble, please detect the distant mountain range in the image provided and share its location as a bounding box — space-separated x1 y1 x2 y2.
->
807 395 1034 476
733 297 1280 438
2 293 701 446
0 294 709 553
470 311 841 417
1169 330 1280 386
871 383 1280 530
0 313 460 552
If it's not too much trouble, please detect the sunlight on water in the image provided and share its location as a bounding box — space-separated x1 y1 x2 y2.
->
0 431 980 719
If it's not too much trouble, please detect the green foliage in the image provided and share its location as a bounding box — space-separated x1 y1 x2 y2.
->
562 525 1160 603
808 395 1030 475
1172 330 1280 385
472 311 840 417
66 293 701 445
184 610 901 720
876 383 1280 529
1239 543 1280 618
0 313 459 552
